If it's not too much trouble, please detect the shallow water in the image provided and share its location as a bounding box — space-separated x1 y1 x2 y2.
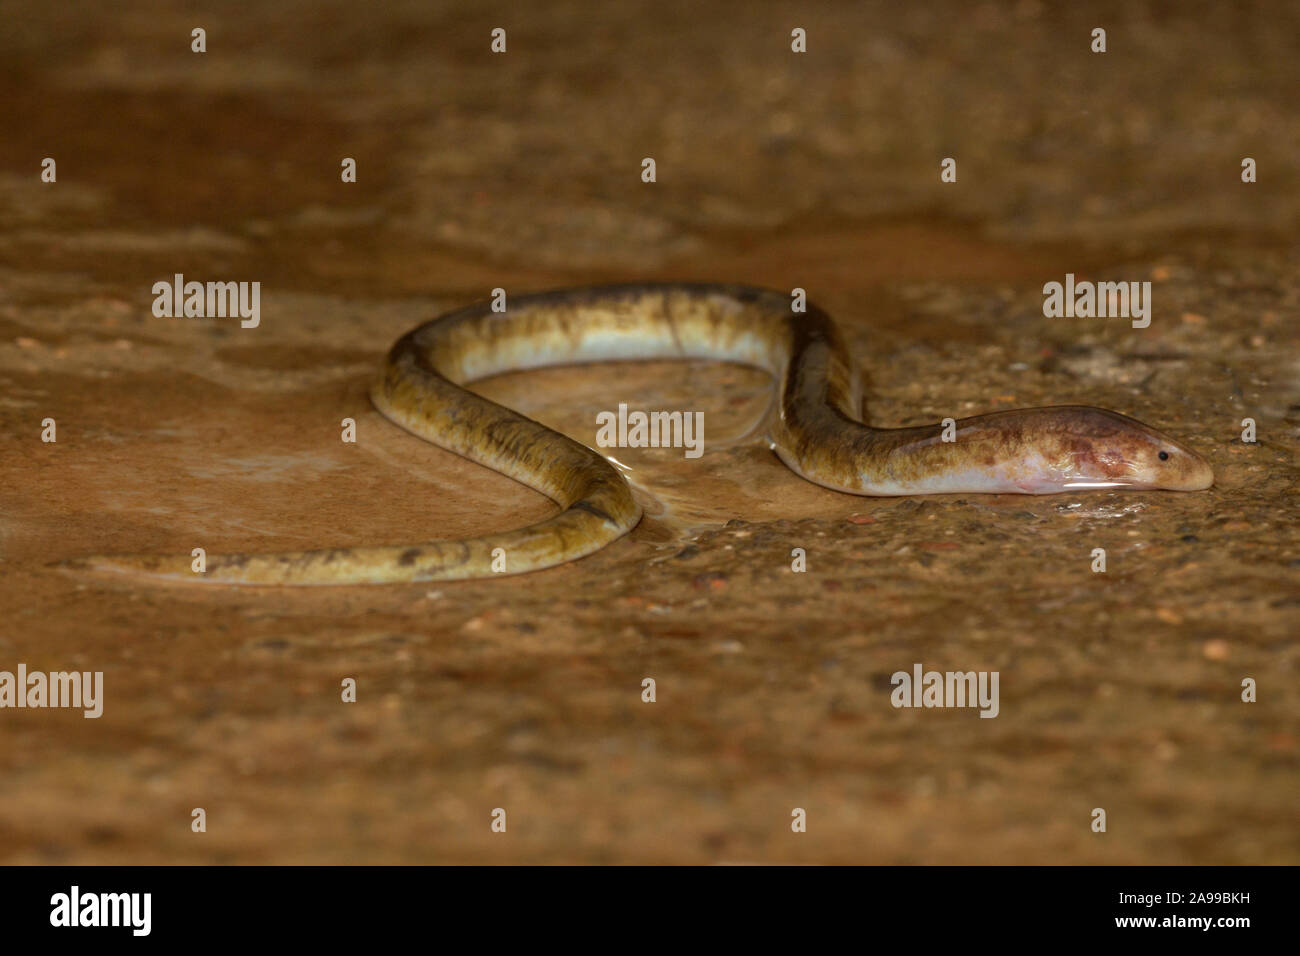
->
0 0 1296 865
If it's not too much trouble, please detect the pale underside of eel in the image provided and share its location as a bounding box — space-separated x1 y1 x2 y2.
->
69 283 1214 585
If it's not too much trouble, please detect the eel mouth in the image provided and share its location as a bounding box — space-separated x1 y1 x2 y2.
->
1129 431 1215 491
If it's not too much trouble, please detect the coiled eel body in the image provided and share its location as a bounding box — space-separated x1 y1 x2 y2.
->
73 283 1213 585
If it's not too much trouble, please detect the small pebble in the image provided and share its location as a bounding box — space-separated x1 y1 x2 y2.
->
1154 607 1183 625
1202 639 1230 661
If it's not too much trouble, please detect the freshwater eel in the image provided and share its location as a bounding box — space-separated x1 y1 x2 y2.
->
74 283 1213 585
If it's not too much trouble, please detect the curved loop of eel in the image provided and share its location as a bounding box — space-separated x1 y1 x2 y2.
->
64 283 1213 585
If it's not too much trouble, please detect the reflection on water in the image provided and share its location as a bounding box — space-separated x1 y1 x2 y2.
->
471 358 867 549
1057 500 1149 520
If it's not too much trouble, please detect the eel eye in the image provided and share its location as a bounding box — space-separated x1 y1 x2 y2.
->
1158 451 1170 461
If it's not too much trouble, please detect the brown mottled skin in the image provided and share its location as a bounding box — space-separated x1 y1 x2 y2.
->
65 284 1213 585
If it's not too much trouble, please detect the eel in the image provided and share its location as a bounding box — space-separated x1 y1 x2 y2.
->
70 283 1213 585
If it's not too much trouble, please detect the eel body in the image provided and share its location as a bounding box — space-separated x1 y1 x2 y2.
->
72 283 1213 585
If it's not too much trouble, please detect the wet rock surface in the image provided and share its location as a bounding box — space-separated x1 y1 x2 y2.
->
0 1 1296 863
